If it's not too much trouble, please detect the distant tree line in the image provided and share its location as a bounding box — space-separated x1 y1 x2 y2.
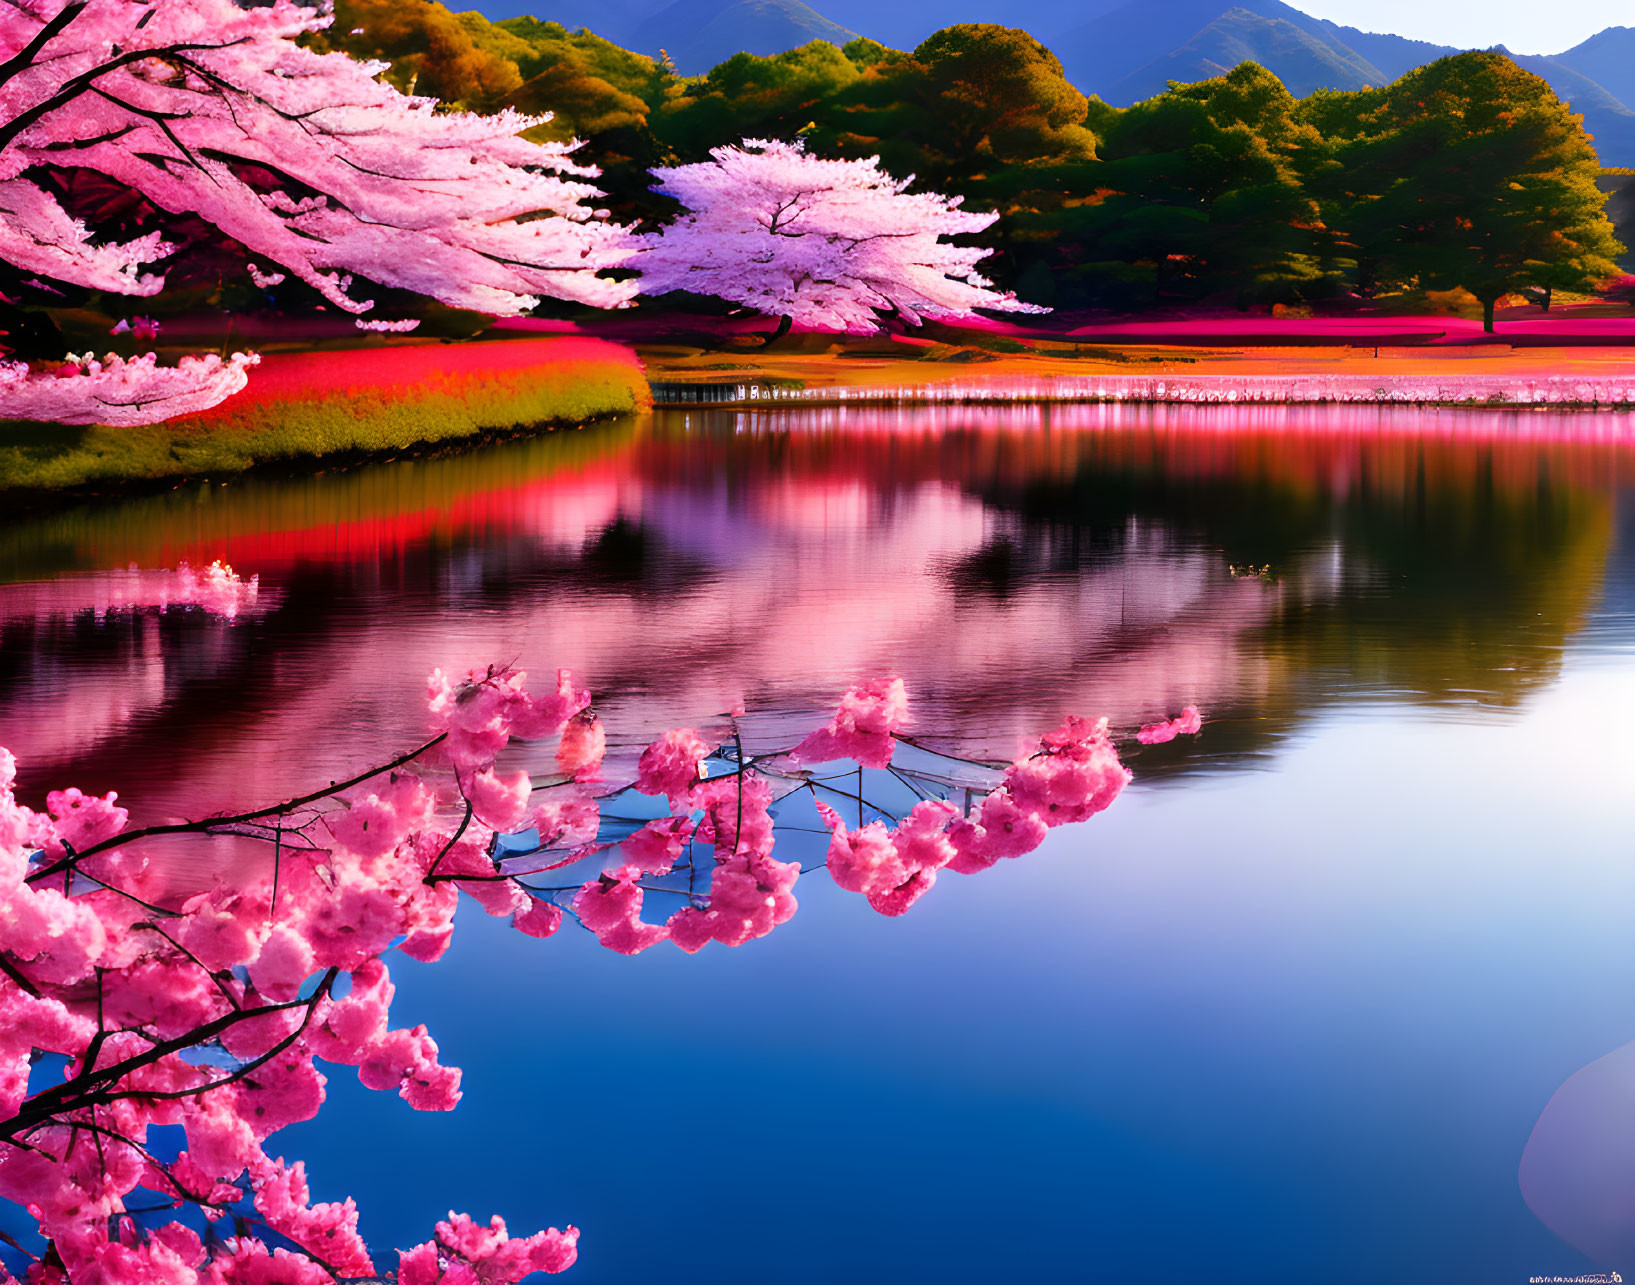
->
317 7 1624 329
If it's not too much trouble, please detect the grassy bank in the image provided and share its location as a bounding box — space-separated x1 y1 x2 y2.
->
0 337 649 495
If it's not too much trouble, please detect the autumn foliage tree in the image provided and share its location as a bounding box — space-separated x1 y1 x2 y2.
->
638 138 1047 337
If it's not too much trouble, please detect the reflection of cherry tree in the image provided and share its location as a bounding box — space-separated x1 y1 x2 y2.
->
1 645 1185 1278
3 406 1612 825
0 561 265 623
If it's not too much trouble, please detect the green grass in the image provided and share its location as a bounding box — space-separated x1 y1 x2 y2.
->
0 346 649 495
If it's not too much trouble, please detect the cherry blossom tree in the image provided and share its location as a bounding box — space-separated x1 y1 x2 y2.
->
636 138 1047 340
0 0 638 423
0 575 1203 1278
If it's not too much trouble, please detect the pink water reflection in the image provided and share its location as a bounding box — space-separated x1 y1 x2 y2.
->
0 402 1623 828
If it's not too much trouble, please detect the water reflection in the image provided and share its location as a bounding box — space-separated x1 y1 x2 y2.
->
3 403 1635 1282
0 404 1626 823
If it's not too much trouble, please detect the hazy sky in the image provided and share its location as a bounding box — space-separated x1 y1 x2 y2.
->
1293 0 1629 53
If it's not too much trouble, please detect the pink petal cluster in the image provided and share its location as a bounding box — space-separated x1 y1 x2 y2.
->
639 139 1047 332
634 727 709 806
427 665 590 776
1 663 1137 1279
556 710 607 781
1137 706 1205 745
250 1157 374 1278
818 799 958 917
619 815 696 875
949 716 1131 873
399 1213 578 1284
665 772 798 951
165 560 262 620
790 677 910 769
572 866 669 955
0 352 258 426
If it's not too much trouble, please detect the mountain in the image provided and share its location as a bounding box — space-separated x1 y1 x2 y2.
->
1285 17 1454 80
497 0 653 45
1049 0 1470 99
1552 27 1635 118
477 0 1635 164
526 0 855 70
505 0 853 67
1049 0 1635 165
1108 7 1383 102
1499 47 1635 173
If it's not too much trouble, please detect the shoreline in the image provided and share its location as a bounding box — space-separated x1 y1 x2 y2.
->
8 325 1635 514
649 371 1635 410
0 336 649 502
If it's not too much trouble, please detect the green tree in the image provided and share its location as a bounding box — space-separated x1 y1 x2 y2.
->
312 0 522 110
1021 64 1336 308
652 41 860 162
1312 52 1624 331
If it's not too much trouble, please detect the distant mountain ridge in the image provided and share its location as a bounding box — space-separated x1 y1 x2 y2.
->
1551 27 1635 115
640 0 856 72
1107 7 1381 102
496 0 1635 164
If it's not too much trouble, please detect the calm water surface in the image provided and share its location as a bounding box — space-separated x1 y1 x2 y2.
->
3 403 1635 1282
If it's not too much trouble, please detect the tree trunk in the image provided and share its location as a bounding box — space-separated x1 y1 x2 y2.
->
1482 296 1496 334
760 313 793 347
1541 285 1553 312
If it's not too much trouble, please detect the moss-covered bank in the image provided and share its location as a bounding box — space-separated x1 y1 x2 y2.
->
0 337 649 495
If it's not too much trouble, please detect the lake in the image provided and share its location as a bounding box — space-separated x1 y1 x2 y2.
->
3 402 1634 1283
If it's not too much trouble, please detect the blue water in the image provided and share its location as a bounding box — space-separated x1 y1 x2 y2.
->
283 664 1635 1283
3 407 1634 1282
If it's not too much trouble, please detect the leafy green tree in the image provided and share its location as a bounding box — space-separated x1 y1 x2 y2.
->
313 0 522 110
799 26 1097 292
1019 64 1336 308
652 41 860 162
1307 52 1623 330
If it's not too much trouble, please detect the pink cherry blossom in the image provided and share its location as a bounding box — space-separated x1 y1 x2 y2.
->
0 350 259 426
791 678 910 769
512 897 564 939
356 1024 462 1111
1137 706 1205 745
0 0 639 416
639 139 1046 333
634 727 709 806
466 768 533 831
250 1157 374 1278
326 773 435 860
0 663 1136 1280
37 785 127 858
619 816 696 876
949 716 1131 874
427 666 589 775
556 710 606 781
819 799 959 916
665 846 799 952
572 866 669 955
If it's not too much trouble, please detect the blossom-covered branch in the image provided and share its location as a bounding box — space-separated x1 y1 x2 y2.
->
0 0 639 317
1 608 1200 1279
